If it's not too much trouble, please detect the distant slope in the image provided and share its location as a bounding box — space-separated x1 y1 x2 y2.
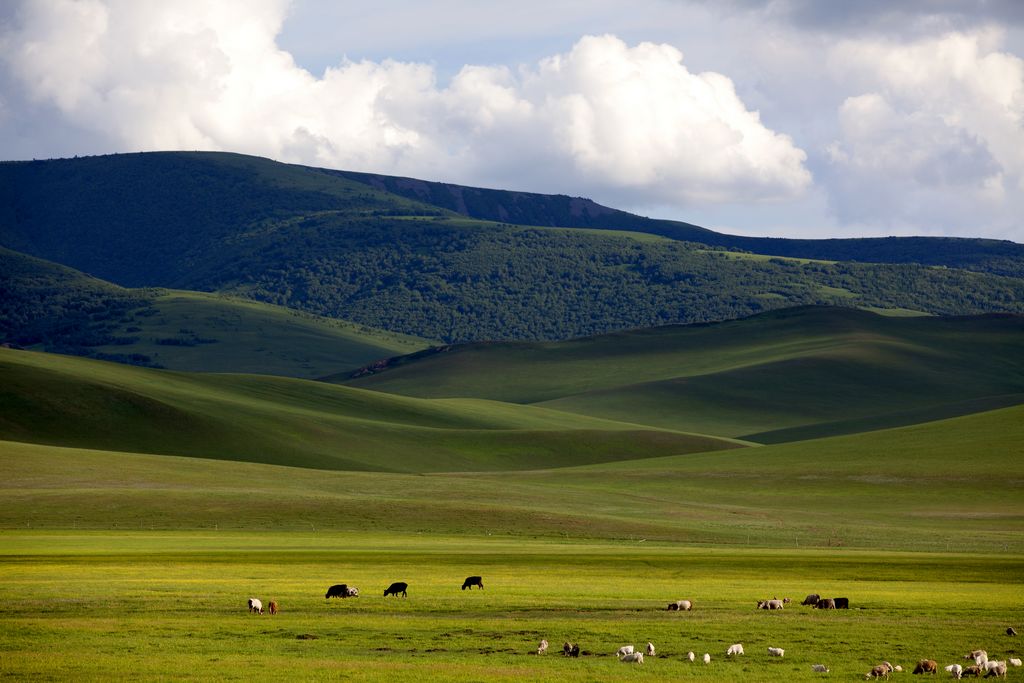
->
3 152 1024 344
0 348 740 472
0 248 430 377
2 403 1021 550
335 170 1024 278
340 306 1024 441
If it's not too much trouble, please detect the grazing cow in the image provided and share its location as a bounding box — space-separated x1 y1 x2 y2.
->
834 597 850 609
812 664 830 673
620 652 644 664
913 659 938 674
615 645 635 657
667 599 692 611
963 665 982 677
1008 627 1018 636
268 600 278 615
646 642 655 657
461 576 484 590
326 584 355 599
537 639 548 655
768 647 785 657
727 643 745 656
686 651 695 662
383 582 408 598
802 593 821 606
703 653 711 664
984 662 1006 678
816 598 836 609
947 664 964 679
247 598 263 614
866 664 892 680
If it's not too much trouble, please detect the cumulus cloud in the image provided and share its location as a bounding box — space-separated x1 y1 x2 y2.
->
822 30 1024 237
0 0 810 207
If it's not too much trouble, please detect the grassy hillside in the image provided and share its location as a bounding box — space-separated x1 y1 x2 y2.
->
342 307 1024 441
0 247 429 376
1 403 1021 550
2 153 1024 343
0 348 738 472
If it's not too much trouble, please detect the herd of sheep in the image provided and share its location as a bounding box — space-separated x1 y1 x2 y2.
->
243 579 1019 676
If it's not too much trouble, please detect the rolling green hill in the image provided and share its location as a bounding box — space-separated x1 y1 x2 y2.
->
0 247 429 377
1 403 1020 550
341 306 1024 441
0 347 740 472
2 152 1024 344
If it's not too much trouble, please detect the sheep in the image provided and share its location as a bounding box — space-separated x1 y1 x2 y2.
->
946 664 964 679
268 600 278 615
816 598 836 609
975 654 990 666
562 642 579 658
1008 658 1021 667
537 639 548 655
866 664 892 679
325 584 356 599
896 666 904 672
346 587 359 597
913 659 938 674
570 644 580 658
686 651 695 662
1008 627 1018 636
620 652 644 664
812 664 830 673
727 643 744 656
615 645 635 657
758 599 784 610
983 661 1005 674
983 662 1006 678
966 651 988 663
783 596 792 604
646 642 655 657
802 593 821 606
703 653 711 664
562 642 572 656
667 599 692 611
768 647 785 657
962 665 983 677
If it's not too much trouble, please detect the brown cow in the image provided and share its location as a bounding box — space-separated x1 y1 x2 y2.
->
268 600 278 615
913 659 938 674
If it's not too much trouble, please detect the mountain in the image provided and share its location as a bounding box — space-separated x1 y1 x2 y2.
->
339 306 1024 442
2 152 1023 344
0 347 740 472
0 247 429 376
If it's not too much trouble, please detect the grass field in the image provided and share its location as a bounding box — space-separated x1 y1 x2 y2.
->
1 532 1020 681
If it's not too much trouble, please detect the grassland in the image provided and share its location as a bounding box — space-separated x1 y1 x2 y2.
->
0 532 1020 681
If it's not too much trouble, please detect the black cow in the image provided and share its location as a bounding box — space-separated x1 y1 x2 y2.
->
461 576 484 590
834 597 849 609
384 581 408 597
325 584 351 599
801 593 820 606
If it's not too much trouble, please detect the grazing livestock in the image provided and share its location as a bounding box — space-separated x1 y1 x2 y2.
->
802 593 821 606
727 643 745 656
247 598 263 614
562 642 572 656
1009 658 1021 667
646 642 655 656
703 653 711 664
383 582 408 598
913 659 938 674
984 662 1006 678
758 599 784 610
812 664 830 673
461 576 484 590
1008 627 1018 636
783 597 792 604
569 644 580 658
620 652 644 664
967 651 988 662
667 599 692 611
537 639 548 655
562 642 580 657
834 597 850 609
866 664 891 679
768 647 785 657
268 600 278 615
947 664 964 679
963 665 983 677
983 661 1005 673
687 651 695 662
325 584 357 599
816 598 837 609
616 645 635 657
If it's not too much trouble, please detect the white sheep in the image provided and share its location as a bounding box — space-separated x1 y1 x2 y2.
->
616 645 634 657
247 598 263 614
686 651 695 662
537 639 548 655
768 647 785 657
894 665 903 672
703 653 711 664
620 652 644 664
983 660 1005 673
945 663 963 679
976 654 990 666
1009 658 1022 667
811 664 830 673
727 643 744 656
646 642 655 657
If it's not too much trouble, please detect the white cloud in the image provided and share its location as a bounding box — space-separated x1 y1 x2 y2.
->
0 0 810 207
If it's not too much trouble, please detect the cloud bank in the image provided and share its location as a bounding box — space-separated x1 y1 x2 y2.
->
0 0 810 208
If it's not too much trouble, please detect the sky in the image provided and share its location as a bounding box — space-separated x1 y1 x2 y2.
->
2 1 1024 242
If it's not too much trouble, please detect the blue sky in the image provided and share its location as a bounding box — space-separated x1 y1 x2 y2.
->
3 0 1024 242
